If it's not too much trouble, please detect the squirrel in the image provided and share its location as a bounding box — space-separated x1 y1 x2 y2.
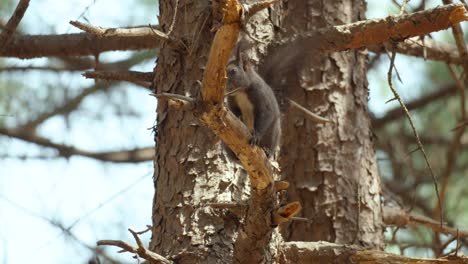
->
222 37 330 163
223 41 281 163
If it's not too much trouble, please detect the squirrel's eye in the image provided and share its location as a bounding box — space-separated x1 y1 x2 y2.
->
227 65 238 77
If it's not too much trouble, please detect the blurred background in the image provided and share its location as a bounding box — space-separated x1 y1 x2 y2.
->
1 0 467 263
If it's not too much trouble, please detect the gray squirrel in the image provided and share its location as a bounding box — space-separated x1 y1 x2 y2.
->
223 41 281 163
222 38 329 163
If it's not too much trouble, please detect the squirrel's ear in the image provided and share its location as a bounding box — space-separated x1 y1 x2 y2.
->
235 42 244 71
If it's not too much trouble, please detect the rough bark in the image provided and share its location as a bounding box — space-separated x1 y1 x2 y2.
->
273 0 384 248
150 1 242 263
150 0 384 263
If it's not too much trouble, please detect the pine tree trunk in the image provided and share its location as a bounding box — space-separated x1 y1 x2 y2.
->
276 1 384 248
150 0 384 263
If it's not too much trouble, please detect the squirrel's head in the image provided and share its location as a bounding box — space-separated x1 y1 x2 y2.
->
226 60 250 92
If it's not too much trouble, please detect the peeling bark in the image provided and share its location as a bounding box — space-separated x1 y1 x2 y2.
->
273 0 384 249
151 0 384 263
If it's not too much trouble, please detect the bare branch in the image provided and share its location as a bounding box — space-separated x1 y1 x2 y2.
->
386 50 442 225
0 126 154 163
83 70 153 84
0 0 30 51
70 21 169 40
0 66 72 72
282 3 468 53
279 241 468 264
436 64 467 220
21 82 114 129
97 228 173 264
434 0 468 222
0 51 153 73
2 4 467 59
165 0 179 36
288 99 330 123
369 38 463 65
0 33 160 59
59 51 154 71
372 83 458 128
383 206 468 238
152 92 195 109
243 0 279 18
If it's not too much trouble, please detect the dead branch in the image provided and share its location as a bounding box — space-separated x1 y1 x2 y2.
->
386 50 443 225
0 33 159 59
59 51 154 71
372 83 458 128
433 0 468 222
1 4 465 62
383 206 468 238
152 93 194 102
70 21 170 40
0 126 154 163
20 82 114 129
369 38 463 65
0 0 30 51
281 3 468 53
0 194 121 263
0 66 70 72
243 0 279 19
436 64 467 220
83 70 153 84
279 241 468 264
0 51 153 72
288 98 330 123
97 228 173 264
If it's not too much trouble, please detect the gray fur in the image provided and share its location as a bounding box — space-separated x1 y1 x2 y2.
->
223 44 281 163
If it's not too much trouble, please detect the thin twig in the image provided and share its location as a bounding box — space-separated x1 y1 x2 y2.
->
386 50 443 226
97 228 173 264
399 0 411 15
0 126 155 163
373 83 459 128
152 93 195 103
166 0 179 36
243 0 279 18
288 98 330 123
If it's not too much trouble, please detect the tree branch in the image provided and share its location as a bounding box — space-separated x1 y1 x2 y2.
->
435 0 468 222
0 126 154 163
372 83 458 129
20 82 114 129
59 51 154 71
70 21 169 40
369 38 463 65
83 70 153 84
0 0 30 51
196 1 279 263
288 3 468 53
97 228 173 264
0 33 160 59
279 241 468 264
2 4 466 62
383 206 468 238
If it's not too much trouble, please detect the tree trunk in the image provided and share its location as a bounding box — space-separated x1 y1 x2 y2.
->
150 0 384 263
276 1 384 248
